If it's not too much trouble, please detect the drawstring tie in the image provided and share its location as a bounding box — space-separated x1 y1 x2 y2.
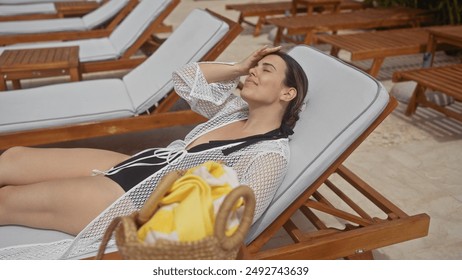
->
92 148 187 176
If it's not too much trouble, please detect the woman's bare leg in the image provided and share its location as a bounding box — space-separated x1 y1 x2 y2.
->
0 146 130 186
0 175 125 235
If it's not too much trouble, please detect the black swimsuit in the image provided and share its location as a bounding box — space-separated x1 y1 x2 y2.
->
106 128 287 192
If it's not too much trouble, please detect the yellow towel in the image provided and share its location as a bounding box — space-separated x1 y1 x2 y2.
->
137 161 243 243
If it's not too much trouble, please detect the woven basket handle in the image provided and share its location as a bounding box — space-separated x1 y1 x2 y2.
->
214 185 256 251
136 170 185 225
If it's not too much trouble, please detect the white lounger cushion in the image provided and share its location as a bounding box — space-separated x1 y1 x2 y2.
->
0 0 129 35
0 0 94 3
246 46 389 242
0 8 229 137
123 8 231 113
0 79 134 133
0 0 171 62
0 3 56 16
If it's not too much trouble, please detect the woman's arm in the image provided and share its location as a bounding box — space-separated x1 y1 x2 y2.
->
199 45 282 84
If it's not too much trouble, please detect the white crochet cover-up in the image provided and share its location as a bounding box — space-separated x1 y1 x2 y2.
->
0 62 290 260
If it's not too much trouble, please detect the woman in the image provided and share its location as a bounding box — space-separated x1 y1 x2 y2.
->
0 46 308 243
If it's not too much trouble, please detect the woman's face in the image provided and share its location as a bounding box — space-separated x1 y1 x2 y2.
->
240 54 291 107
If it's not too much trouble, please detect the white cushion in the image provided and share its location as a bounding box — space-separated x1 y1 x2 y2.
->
0 18 85 35
0 0 86 3
109 0 171 55
82 0 130 29
0 3 55 16
247 45 390 243
0 38 118 62
123 8 230 113
0 0 129 35
0 79 135 133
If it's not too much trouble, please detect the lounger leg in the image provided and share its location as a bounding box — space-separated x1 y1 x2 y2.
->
69 67 81 82
11 79 21 90
303 31 315 45
330 46 340 57
0 75 6 91
345 250 374 260
368 58 385 77
405 84 426 116
274 27 284 45
254 16 265 37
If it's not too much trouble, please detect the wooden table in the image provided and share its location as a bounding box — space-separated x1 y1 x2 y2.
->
0 46 80 91
267 7 430 45
425 25 462 66
317 27 430 77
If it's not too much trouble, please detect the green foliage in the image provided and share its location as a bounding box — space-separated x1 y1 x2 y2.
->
364 0 462 24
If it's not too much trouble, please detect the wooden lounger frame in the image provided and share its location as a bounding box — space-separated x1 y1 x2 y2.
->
247 96 430 260
0 9 243 151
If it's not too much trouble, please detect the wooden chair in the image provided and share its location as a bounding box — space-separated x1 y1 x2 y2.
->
0 0 139 45
225 0 366 36
267 7 432 45
317 27 431 77
0 0 179 88
0 0 103 22
0 8 242 152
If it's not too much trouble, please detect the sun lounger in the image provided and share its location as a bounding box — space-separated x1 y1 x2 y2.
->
243 45 429 259
0 0 136 40
226 0 366 36
317 27 431 77
0 1 102 21
0 0 179 88
267 7 431 45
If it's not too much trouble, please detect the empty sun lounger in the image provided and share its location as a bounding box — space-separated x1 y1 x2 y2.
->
0 1 102 21
267 7 431 45
393 64 462 123
0 0 179 88
226 0 366 36
0 0 135 38
317 27 431 77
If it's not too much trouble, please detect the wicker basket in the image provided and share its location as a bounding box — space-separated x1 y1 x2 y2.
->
96 170 256 260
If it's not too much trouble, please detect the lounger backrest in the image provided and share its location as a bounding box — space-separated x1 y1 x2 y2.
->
246 45 390 242
123 8 230 113
108 0 171 56
82 0 130 29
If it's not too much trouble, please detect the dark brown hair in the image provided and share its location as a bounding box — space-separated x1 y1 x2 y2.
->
272 51 309 131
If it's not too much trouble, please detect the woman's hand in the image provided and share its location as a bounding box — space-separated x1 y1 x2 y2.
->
236 45 282 75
